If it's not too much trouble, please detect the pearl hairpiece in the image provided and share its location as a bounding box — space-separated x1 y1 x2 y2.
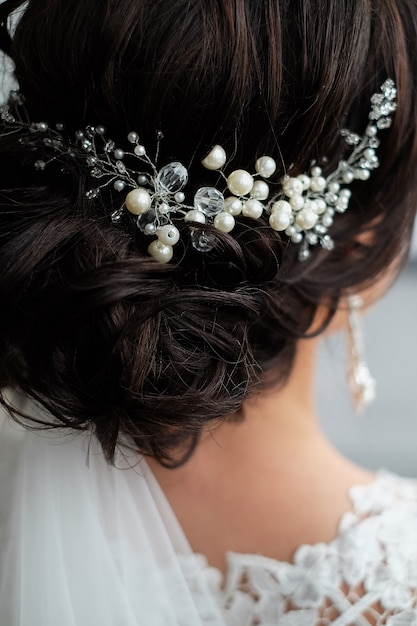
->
0 80 397 263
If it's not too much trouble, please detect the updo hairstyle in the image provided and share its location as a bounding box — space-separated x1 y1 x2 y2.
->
0 0 417 466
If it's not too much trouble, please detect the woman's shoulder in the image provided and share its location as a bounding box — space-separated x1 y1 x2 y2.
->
197 471 417 625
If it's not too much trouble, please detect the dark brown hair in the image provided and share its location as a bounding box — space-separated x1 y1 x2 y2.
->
0 0 416 466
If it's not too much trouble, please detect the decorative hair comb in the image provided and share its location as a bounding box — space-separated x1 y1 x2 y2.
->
0 80 397 263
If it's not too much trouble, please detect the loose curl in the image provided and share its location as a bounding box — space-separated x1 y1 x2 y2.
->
0 0 417 466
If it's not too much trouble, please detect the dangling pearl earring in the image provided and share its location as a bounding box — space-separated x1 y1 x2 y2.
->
347 294 376 414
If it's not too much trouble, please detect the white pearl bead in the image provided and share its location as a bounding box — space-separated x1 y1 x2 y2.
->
125 188 152 214
224 196 242 215
285 226 296 237
311 166 322 177
113 180 126 192
336 198 348 211
366 125 377 137
289 195 304 211
134 144 146 156
214 212 235 233
357 169 370 180
148 240 173 263
315 198 327 214
157 224 180 245
322 214 334 227
282 177 303 197
255 156 276 178
227 170 254 196
144 223 157 235
127 131 139 143
340 188 352 199
297 174 310 190
242 199 264 219
342 171 354 184
184 209 206 224
291 232 303 243
201 145 227 170
269 211 291 231
304 199 318 213
309 176 326 192
328 182 340 193
174 191 185 203
250 180 269 200
271 200 292 215
295 209 318 230
158 202 170 215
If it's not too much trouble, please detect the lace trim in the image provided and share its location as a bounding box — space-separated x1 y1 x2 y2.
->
183 472 417 625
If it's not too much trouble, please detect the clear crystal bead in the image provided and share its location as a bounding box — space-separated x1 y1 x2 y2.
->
51 139 64 150
381 78 395 93
111 209 123 223
1 111 14 122
305 232 318 245
380 102 392 116
376 117 392 129
81 139 93 151
298 246 311 261
190 230 215 252
341 129 360 144
136 208 157 233
156 162 188 192
137 208 156 232
324 192 338 205
86 189 100 200
371 93 384 105
194 187 224 217
116 160 127 174
104 140 116 153
10 91 23 104
321 235 335 250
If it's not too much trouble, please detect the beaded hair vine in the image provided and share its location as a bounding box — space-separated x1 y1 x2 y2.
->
0 79 396 263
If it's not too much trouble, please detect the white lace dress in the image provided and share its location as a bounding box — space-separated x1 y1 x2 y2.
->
1 394 417 625
190 472 417 625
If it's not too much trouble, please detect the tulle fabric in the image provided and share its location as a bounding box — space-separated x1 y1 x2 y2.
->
0 390 226 625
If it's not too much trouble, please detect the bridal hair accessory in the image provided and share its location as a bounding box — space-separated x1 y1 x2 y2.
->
0 80 396 263
347 294 376 413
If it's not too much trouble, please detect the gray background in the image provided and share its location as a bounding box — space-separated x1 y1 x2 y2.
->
317 255 417 476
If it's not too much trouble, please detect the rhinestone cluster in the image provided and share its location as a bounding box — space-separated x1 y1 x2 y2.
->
0 80 396 263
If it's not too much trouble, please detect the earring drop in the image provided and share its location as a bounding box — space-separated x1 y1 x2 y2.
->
346 294 376 414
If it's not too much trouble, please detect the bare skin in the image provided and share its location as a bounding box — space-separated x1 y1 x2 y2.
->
147 335 374 574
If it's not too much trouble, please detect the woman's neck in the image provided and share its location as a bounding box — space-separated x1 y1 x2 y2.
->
147 336 374 571
197 336 322 459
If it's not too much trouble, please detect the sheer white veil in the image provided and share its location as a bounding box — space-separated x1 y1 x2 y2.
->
0 390 226 625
